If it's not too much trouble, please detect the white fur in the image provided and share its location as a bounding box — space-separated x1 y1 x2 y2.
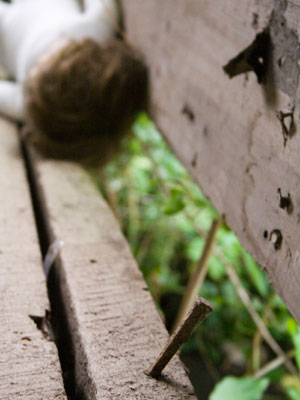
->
0 0 118 120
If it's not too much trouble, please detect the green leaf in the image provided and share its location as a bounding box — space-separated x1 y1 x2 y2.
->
217 230 241 264
221 281 240 306
242 252 269 297
186 236 204 262
281 375 300 400
208 255 225 282
286 387 300 400
292 326 300 371
209 376 269 400
286 318 300 372
194 208 217 231
133 113 161 143
129 155 152 171
128 137 142 153
270 293 288 310
287 318 298 335
173 213 195 234
164 189 185 215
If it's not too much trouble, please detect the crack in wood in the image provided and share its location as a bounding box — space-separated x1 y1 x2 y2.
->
276 109 295 147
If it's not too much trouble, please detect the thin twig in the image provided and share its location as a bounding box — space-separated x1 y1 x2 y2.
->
217 250 297 376
252 329 262 371
171 217 222 333
251 303 272 372
254 350 296 379
146 297 212 378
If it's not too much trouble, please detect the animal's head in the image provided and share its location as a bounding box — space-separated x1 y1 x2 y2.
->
25 38 148 166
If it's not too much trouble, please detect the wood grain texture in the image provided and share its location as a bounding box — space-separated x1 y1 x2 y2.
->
120 0 300 323
28 154 195 399
0 119 66 400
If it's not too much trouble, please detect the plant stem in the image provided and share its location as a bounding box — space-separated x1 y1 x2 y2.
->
219 251 298 376
171 217 222 333
254 350 296 379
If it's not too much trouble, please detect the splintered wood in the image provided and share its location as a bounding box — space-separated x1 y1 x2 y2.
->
121 0 300 324
0 119 66 399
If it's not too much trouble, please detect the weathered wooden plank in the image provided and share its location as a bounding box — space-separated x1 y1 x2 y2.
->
27 151 195 399
0 119 66 399
121 0 300 323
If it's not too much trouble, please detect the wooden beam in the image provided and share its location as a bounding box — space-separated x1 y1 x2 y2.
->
25 147 195 399
120 0 300 323
0 119 66 399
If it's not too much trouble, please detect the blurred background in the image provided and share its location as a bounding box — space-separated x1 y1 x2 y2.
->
96 113 300 400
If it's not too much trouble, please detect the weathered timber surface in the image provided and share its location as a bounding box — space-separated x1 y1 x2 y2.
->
0 119 66 399
121 0 300 323
27 150 195 399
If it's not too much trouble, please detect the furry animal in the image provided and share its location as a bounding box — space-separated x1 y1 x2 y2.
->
0 0 148 165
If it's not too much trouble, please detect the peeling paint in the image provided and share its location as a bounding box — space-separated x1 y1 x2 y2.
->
269 0 300 100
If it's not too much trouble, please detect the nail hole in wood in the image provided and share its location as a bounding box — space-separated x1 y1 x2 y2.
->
191 153 198 167
277 188 293 214
223 30 270 83
270 229 283 251
182 104 195 122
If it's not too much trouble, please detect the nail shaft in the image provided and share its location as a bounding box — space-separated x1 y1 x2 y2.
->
146 297 212 378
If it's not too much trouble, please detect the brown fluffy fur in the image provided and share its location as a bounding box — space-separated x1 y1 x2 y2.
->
25 38 148 166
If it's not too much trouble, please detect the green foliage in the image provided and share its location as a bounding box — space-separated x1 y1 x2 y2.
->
209 376 269 400
281 375 300 400
102 113 299 398
287 319 300 372
293 328 300 372
164 188 186 215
